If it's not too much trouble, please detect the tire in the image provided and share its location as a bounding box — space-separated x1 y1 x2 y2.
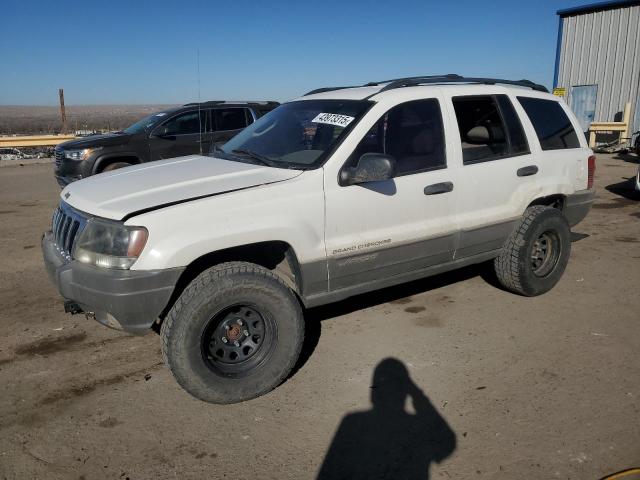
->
101 161 132 172
494 206 571 297
161 261 304 404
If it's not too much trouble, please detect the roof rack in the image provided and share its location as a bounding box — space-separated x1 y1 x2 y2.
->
303 86 359 96
302 74 548 96
183 100 224 106
376 75 548 93
183 100 280 106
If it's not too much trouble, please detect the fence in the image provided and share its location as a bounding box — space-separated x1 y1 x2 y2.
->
0 135 76 148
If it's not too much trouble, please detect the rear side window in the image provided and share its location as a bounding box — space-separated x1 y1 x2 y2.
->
452 95 529 164
215 108 248 131
517 97 580 150
496 96 529 155
245 109 255 125
348 99 446 176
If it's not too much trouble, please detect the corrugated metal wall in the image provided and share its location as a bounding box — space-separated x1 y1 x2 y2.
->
557 3 640 130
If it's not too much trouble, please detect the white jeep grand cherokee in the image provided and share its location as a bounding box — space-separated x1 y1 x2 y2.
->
42 75 596 403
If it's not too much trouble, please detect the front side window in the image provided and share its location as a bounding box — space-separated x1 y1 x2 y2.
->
517 97 580 150
347 99 446 176
215 108 249 131
124 112 170 134
162 111 201 135
219 100 372 169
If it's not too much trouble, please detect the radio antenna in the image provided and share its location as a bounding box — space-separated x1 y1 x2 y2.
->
197 48 202 155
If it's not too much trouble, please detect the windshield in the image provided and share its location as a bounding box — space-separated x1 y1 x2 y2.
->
216 100 372 169
123 112 171 134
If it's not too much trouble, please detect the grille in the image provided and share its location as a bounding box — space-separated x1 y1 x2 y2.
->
54 147 63 168
51 203 86 259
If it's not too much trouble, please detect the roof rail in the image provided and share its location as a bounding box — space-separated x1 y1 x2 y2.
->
303 74 548 97
303 86 358 96
183 100 280 106
376 75 548 93
365 74 462 86
183 100 224 106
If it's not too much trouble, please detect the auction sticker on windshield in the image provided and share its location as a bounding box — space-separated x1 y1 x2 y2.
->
312 113 355 128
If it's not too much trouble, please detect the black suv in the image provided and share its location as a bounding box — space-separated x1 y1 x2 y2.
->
53 101 279 186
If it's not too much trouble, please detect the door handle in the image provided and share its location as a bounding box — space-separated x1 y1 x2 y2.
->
517 165 538 177
424 181 454 195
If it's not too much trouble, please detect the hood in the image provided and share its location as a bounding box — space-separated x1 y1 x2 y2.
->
61 155 303 220
59 132 133 149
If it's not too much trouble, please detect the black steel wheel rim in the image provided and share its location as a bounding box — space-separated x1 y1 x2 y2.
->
530 230 560 277
201 304 275 376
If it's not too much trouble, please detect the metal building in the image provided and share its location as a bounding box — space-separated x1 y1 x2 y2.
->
553 0 640 135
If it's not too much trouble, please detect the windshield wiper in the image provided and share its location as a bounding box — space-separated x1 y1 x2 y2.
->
231 149 276 167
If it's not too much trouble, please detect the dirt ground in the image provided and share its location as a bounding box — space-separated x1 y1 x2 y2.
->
0 154 638 480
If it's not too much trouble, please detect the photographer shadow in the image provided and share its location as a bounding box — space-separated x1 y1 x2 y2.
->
317 358 456 480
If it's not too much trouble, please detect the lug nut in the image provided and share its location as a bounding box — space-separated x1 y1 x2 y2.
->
234 341 240 347
221 337 228 343
243 330 249 336
225 325 230 330
237 319 243 326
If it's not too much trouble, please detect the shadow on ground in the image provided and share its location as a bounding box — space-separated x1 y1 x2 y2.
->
294 262 498 374
605 177 640 201
316 358 456 479
294 232 588 374
612 153 639 164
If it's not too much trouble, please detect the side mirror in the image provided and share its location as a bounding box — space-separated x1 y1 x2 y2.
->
341 153 396 186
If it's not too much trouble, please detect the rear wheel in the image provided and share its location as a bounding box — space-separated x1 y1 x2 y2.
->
161 262 304 404
494 206 571 296
101 161 132 172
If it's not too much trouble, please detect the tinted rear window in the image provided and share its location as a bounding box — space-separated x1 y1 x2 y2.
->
517 97 580 150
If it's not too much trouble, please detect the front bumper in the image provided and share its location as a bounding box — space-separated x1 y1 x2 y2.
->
54 154 94 187
564 188 595 227
42 231 184 334
55 174 83 188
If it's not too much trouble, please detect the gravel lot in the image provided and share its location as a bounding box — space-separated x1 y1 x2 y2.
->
0 154 638 480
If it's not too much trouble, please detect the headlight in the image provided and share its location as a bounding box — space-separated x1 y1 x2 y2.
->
73 218 148 269
64 148 98 160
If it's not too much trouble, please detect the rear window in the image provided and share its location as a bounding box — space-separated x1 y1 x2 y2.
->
517 97 580 150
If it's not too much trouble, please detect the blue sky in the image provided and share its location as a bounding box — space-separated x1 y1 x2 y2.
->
1 0 588 105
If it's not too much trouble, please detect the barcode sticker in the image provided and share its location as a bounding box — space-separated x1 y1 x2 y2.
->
311 113 355 128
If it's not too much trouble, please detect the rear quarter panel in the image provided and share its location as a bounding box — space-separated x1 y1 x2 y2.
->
509 91 592 204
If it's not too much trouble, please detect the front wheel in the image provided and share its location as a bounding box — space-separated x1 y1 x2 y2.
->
161 262 304 404
494 206 571 296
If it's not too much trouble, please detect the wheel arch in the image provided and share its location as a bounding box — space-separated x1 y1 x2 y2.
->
157 241 305 326
527 193 566 210
93 153 142 174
